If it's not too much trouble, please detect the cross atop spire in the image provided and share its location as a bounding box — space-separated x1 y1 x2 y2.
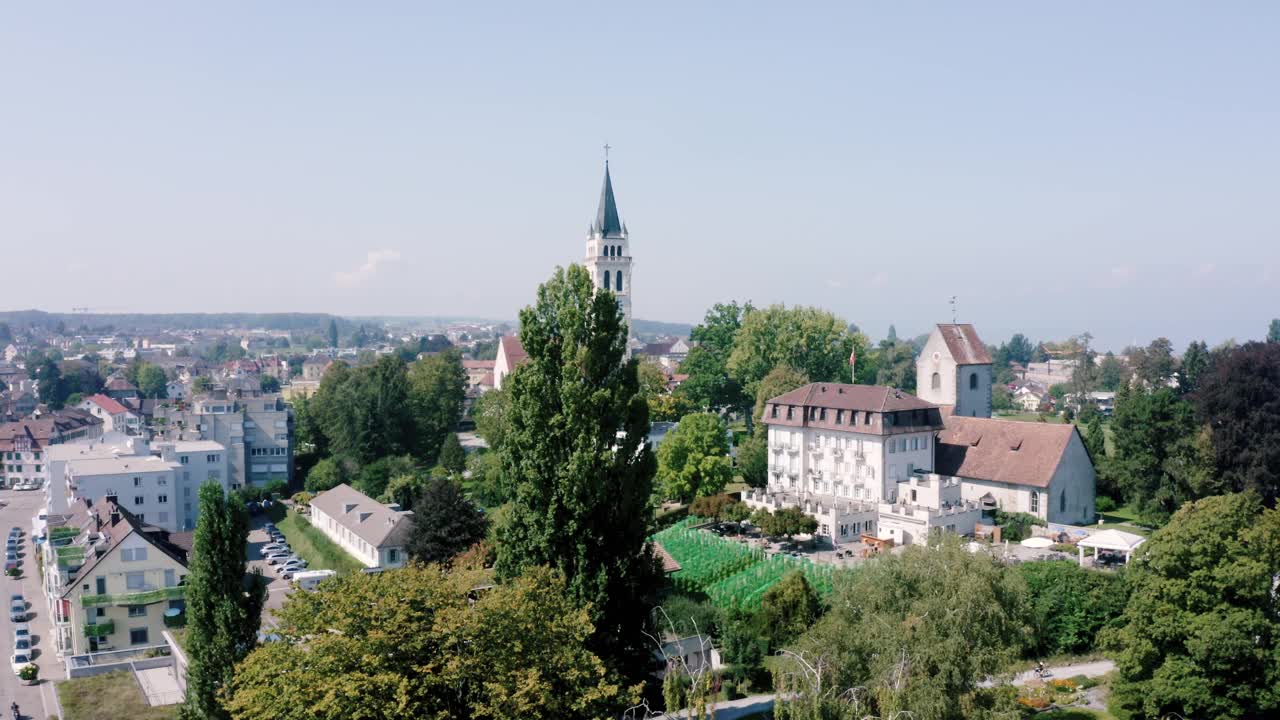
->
594 159 624 238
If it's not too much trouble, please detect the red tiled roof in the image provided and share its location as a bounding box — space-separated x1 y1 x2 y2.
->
498 335 528 365
85 394 131 415
478 371 495 387
936 324 992 365
104 377 137 391
935 415 1080 489
463 360 496 370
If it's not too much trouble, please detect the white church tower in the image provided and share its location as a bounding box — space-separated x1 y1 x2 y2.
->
583 158 633 336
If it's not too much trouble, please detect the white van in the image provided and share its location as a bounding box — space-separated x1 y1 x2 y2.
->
292 570 336 591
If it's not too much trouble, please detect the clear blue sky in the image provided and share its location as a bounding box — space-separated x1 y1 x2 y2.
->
2 3 1277 351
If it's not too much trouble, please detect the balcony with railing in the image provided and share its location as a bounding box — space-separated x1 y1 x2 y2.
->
83 620 115 637
81 585 186 608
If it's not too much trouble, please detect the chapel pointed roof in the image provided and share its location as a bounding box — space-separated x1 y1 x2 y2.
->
593 163 624 238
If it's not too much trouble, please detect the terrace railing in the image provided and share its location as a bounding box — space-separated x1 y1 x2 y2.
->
81 585 186 608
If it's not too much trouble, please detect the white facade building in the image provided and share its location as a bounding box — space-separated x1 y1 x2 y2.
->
46 435 230 531
916 324 993 418
745 379 1097 546
308 484 413 570
582 161 633 337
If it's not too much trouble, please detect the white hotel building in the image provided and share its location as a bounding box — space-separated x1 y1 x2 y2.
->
744 325 1097 546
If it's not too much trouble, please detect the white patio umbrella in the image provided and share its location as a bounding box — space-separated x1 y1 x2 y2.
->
1019 536 1055 549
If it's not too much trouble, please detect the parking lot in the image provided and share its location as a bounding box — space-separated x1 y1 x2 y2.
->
0 488 63 719
246 514 300 630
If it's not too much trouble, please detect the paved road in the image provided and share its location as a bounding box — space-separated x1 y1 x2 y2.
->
0 489 62 719
1011 659 1116 686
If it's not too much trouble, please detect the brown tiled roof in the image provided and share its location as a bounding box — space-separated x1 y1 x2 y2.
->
462 360 495 370
652 542 682 574
769 383 936 413
105 377 138 391
478 371 495 387
641 341 677 356
498 335 528 366
936 324 992 365
935 416 1078 489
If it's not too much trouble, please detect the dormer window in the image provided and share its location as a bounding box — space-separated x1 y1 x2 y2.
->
836 410 844 424
786 406 794 420
819 408 827 421
770 404 778 419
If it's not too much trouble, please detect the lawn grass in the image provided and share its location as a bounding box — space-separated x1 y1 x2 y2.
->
57 670 178 720
276 508 364 576
1088 503 1154 536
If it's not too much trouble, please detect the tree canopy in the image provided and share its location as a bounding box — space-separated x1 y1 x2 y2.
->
1106 493 1280 720
224 565 627 720
494 264 659 678
656 412 732 502
181 483 265 720
408 475 489 565
1193 341 1280 507
782 537 1028 720
727 304 866 399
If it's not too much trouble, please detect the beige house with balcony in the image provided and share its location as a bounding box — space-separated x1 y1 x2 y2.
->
43 498 190 657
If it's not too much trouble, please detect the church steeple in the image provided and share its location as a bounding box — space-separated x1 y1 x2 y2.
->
593 163 624 238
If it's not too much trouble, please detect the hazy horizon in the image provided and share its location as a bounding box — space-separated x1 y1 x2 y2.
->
3 3 1277 352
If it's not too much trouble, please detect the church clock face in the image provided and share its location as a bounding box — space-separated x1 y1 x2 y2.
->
932 352 941 362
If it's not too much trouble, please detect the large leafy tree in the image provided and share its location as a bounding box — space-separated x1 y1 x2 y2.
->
27 352 67 408
1108 383 1196 522
136 363 169 399
1178 339 1210 395
656 412 732 502
728 304 868 398
495 264 660 677
181 483 265 720
438 432 466 473
1106 493 1280 720
751 364 810 426
471 386 510 451
1096 351 1128 391
224 565 626 720
1193 341 1280 507
872 339 916 393
408 475 489 565
408 347 467 462
783 537 1028 720
1127 337 1178 388
679 301 754 417
1018 560 1129 656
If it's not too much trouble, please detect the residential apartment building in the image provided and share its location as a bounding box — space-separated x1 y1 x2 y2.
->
309 484 413 570
153 390 292 490
0 411 104 487
47 436 230 531
43 498 191 657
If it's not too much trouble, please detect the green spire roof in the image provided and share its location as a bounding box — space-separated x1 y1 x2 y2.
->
594 163 624 238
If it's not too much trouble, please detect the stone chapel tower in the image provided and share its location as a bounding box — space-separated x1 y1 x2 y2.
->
583 160 633 336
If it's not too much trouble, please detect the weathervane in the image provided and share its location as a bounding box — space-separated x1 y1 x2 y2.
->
949 296 957 324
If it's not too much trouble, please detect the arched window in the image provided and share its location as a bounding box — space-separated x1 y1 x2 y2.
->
603 270 610 290
616 271 622 291
969 373 979 390
931 372 941 390
1060 490 1066 513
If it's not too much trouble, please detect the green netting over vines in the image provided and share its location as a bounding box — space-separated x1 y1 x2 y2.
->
651 517 840 610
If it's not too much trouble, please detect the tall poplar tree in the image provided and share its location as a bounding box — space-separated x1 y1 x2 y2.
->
180 483 266 720
495 264 659 677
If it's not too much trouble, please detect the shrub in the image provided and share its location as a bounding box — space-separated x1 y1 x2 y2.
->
1070 674 1099 689
1096 496 1117 513
1018 560 1131 656
291 491 314 506
18 663 38 681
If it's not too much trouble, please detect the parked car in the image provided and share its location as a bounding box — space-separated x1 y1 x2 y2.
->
5 552 18 567
264 553 291 565
14 638 29 653
263 522 276 533
262 542 289 553
277 557 306 571
9 602 25 623
10 652 32 676
3 559 16 573
9 594 23 608
278 568 298 580
12 624 30 643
